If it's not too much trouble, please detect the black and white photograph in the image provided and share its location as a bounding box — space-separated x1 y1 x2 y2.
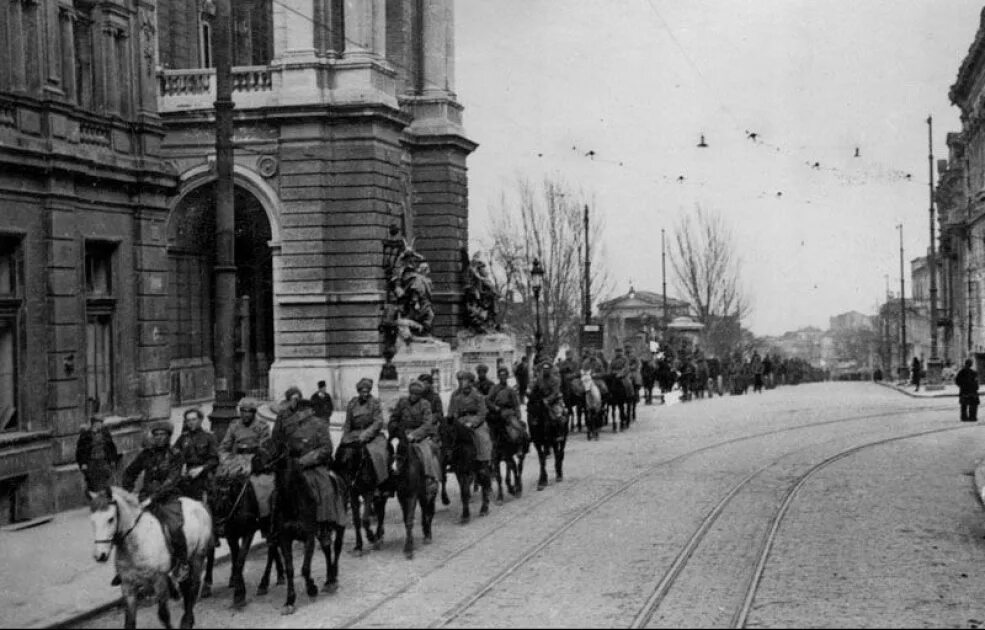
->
3 0 985 627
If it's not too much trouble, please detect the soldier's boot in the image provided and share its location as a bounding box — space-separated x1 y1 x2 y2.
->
170 526 190 585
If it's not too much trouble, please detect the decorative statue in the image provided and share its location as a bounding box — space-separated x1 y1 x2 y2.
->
388 240 435 338
464 252 500 334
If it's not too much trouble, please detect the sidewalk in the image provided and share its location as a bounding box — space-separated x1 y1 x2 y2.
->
0 423 353 629
876 380 959 398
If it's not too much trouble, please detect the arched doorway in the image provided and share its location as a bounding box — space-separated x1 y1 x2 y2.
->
167 183 274 404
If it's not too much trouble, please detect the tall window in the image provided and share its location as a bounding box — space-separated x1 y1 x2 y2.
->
199 20 212 67
0 236 23 433
73 10 94 108
85 242 115 416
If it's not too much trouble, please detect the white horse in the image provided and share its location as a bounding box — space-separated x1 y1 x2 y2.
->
89 487 212 629
580 369 604 440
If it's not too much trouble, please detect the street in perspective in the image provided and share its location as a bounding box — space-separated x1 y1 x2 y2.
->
4 1 985 629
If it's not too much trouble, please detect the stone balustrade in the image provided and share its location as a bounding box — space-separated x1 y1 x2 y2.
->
157 66 273 112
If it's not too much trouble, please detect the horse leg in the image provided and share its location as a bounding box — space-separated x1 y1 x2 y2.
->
536 443 549 490
402 492 416 559
349 493 364 555
505 456 516 496
422 488 436 544
493 456 505 504
201 540 215 599
326 525 344 592
361 491 376 545
320 525 339 593
440 468 451 506
280 537 296 615
225 535 240 603
232 531 254 609
178 558 202 630
457 471 472 523
478 462 491 516
515 451 525 497
302 536 318 598
156 585 173 629
554 439 565 482
372 493 387 549
257 543 274 596
123 588 139 630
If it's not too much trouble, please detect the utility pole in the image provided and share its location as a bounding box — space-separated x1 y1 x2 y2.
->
661 228 668 330
926 115 943 388
583 204 591 324
209 0 237 442
899 223 907 381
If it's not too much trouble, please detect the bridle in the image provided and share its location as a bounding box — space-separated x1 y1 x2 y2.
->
93 500 146 547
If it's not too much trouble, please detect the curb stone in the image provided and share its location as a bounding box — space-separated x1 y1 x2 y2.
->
874 381 958 398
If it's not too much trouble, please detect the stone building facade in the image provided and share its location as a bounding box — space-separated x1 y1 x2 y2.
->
157 0 474 409
0 0 473 518
597 289 691 357
0 0 174 519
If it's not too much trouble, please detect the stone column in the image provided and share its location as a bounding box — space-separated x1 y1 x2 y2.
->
343 0 384 59
421 0 450 95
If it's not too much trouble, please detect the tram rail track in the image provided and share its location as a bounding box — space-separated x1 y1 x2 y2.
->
340 403 951 628
626 422 982 629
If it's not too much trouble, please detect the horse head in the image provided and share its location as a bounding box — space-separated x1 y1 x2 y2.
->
88 486 140 563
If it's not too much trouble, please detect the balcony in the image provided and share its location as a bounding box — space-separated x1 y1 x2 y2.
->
158 66 273 113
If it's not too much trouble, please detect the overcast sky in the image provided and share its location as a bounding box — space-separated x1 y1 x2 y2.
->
455 0 983 336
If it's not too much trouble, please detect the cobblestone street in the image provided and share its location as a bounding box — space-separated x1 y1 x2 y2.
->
71 383 985 628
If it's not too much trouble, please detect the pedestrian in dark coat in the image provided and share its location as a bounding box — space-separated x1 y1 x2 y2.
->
956 359 980 422
310 380 335 421
76 414 120 493
912 356 923 391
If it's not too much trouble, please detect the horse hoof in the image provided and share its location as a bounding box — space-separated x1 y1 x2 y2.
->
372 539 383 551
276 577 286 586
459 515 471 525
231 598 247 611
281 605 296 616
256 586 268 597
200 585 212 599
479 505 489 516
556 475 563 483
404 549 414 560
441 496 451 506
323 582 338 594
537 484 545 491
423 536 433 545
307 583 319 598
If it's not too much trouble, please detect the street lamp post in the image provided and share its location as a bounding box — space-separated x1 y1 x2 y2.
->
531 258 545 362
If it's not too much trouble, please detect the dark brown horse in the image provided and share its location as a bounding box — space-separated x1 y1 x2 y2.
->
527 386 568 490
438 418 482 522
203 475 284 607
488 414 529 501
391 438 438 558
263 454 346 615
604 373 635 432
332 442 388 555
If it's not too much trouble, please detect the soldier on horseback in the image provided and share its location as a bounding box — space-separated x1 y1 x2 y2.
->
448 371 493 516
340 379 390 488
216 398 274 532
175 409 219 505
487 366 528 444
417 372 444 418
387 381 442 485
121 421 189 584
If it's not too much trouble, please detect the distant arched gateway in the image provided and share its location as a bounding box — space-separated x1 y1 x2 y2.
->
166 167 281 405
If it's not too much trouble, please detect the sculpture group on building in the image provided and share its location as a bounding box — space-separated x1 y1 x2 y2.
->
464 252 500 334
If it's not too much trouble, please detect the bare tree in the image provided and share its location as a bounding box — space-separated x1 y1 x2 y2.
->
670 205 750 357
484 175 611 355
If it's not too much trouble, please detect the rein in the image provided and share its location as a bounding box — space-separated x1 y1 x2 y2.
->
94 501 146 546
214 477 251 526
